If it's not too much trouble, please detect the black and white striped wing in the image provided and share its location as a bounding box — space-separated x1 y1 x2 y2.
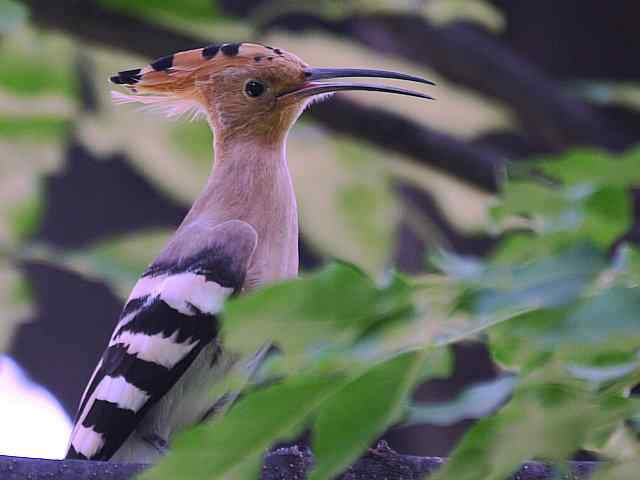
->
66 220 257 460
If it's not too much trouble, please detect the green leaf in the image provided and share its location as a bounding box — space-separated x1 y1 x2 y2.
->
310 350 425 480
466 244 605 319
489 284 640 372
562 286 640 347
143 371 344 480
579 186 631 246
408 375 517 426
540 147 640 188
0 0 28 33
434 380 633 480
488 307 568 369
491 180 568 223
223 262 414 360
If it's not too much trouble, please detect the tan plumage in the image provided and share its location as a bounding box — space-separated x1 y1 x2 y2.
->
68 42 434 463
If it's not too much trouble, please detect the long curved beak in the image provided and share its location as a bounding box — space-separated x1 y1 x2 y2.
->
278 67 435 100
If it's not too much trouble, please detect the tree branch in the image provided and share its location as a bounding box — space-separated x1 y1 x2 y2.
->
262 12 633 152
307 98 502 191
0 442 601 479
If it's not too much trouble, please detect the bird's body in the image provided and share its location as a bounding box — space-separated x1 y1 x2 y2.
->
110 137 298 463
66 42 433 463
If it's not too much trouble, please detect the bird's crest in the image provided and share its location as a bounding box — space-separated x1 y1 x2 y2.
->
110 42 305 120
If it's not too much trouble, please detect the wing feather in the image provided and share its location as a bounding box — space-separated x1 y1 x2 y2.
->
67 220 257 460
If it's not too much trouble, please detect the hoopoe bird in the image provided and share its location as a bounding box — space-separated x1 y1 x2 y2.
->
66 42 433 462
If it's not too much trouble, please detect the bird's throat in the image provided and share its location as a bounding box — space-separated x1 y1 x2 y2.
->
181 137 299 287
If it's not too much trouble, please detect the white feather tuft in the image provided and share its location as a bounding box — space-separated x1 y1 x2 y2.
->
111 91 205 121
302 92 335 112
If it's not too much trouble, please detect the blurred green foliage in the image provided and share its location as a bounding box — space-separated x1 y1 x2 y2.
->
136 148 640 479
0 117 70 140
98 0 218 23
0 53 73 97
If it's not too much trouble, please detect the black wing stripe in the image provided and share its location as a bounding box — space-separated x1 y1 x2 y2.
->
102 344 172 395
121 295 150 317
67 221 258 460
143 250 244 289
83 399 137 433
87 337 209 460
114 297 218 344
73 300 219 459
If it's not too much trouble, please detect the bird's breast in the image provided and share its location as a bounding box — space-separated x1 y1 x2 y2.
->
244 213 299 290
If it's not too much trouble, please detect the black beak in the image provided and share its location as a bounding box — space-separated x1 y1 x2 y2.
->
278 67 435 100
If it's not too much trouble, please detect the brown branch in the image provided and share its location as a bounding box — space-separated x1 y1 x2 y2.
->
0 442 601 479
307 98 502 191
262 12 633 152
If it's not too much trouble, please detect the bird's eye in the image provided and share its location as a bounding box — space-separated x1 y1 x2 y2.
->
245 80 265 98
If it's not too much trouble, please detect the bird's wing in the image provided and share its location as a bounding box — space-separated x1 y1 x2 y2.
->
66 220 257 460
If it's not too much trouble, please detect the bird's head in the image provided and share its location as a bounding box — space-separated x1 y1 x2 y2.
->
111 43 433 144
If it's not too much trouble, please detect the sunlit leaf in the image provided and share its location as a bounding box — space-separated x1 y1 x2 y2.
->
540 147 640 188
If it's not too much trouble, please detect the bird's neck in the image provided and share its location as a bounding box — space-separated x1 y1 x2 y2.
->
180 136 299 286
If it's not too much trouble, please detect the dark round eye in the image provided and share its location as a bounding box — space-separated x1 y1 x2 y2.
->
245 80 265 98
